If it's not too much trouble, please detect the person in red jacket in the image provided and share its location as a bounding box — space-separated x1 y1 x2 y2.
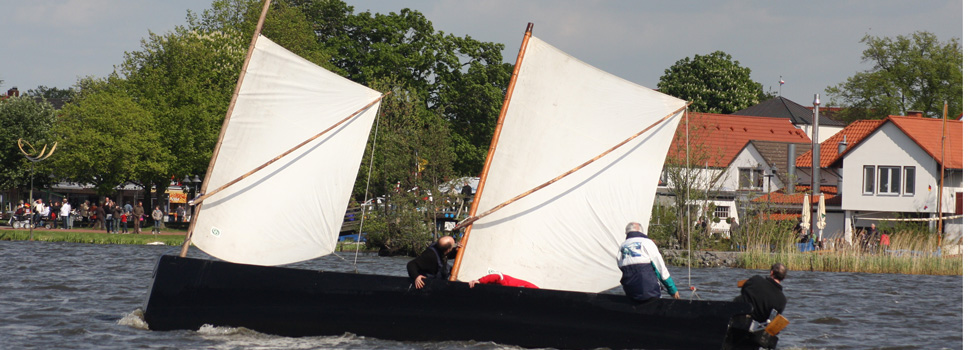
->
468 270 539 289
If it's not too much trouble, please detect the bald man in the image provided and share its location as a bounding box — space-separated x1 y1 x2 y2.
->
407 236 458 289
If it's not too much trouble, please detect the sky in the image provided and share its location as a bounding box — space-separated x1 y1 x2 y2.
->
0 0 964 109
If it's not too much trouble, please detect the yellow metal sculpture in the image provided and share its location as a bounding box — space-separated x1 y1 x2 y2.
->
18 139 57 240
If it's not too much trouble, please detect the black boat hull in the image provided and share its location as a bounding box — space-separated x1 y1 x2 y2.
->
144 255 768 349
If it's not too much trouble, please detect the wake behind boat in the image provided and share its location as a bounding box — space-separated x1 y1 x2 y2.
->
143 1 778 348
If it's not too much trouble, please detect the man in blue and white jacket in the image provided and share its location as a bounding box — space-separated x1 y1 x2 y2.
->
618 222 680 301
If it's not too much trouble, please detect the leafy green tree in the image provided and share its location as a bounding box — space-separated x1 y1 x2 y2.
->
826 31 962 121
25 85 75 99
47 82 171 196
356 79 456 255
294 2 511 175
657 51 767 114
0 96 58 191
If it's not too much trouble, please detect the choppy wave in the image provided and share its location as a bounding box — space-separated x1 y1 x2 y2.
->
0 241 963 349
117 308 149 330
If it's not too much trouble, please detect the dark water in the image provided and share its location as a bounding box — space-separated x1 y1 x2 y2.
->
0 241 962 349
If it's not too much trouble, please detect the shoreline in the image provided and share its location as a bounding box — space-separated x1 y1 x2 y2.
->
0 227 375 252
0 228 961 275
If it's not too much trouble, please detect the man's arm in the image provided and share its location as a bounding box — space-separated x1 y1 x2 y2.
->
645 241 680 298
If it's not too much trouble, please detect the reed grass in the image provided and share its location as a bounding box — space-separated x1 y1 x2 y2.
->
736 230 962 275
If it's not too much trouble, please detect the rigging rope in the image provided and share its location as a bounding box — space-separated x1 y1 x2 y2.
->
352 95 384 273
684 108 693 297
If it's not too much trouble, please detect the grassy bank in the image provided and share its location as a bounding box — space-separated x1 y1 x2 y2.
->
0 229 378 252
0 229 185 246
736 230 962 275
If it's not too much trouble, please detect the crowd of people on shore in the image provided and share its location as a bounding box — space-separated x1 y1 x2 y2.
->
9 197 172 235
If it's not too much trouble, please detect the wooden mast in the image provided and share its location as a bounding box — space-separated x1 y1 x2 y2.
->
937 102 947 246
449 23 533 281
180 0 272 257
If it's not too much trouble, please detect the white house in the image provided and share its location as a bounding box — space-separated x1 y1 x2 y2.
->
797 115 963 242
660 112 811 236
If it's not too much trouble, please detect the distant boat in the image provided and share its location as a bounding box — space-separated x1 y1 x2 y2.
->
142 1 775 348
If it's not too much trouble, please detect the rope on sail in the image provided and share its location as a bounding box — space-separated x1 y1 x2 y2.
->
451 103 690 231
352 94 385 273
187 93 389 207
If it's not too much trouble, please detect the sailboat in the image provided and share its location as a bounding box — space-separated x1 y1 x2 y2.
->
143 3 777 349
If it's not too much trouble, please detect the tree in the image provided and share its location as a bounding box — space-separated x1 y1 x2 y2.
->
47 81 171 196
356 79 457 255
657 51 767 114
659 113 730 249
826 31 962 121
25 85 75 99
0 96 58 191
295 2 511 175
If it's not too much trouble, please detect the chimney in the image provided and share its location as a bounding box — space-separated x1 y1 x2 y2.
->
907 110 923 118
837 135 847 195
7 87 19 97
787 144 796 194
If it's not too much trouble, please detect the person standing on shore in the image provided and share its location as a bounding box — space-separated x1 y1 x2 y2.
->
93 203 105 230
112 204 123 234
618 222 681 301
151 206 164 234
60 198 71 230
79 200 90 227
133 202 145 234
120 210 129 234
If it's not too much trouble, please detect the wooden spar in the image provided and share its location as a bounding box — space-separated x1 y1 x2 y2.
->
449 23 533 281
450 103 690 233
180 0 272 258
938 102 947 246
187 93 388 207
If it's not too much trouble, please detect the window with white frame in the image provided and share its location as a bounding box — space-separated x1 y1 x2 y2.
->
738 168 763 190
903 166 915 195
877 166 901 195
863 166 875 194
714 205 730 219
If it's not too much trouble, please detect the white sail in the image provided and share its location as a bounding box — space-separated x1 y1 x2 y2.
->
456 37 685 292
191 35 382 266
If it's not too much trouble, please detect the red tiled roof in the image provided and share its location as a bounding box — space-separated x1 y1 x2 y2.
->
794 185 839 195
796 119 885 168
752 191 837 205
797 115 963 169
668 112 811 167
888 116 963 169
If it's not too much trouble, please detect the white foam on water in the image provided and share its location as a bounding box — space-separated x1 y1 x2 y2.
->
196 324 255 336
117 309 149 330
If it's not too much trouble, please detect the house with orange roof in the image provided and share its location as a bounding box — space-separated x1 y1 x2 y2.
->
660 112 811 236
795 115 963 243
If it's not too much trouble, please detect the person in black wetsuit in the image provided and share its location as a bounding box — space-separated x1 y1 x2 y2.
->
407 236 459 289
734 263 788 323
